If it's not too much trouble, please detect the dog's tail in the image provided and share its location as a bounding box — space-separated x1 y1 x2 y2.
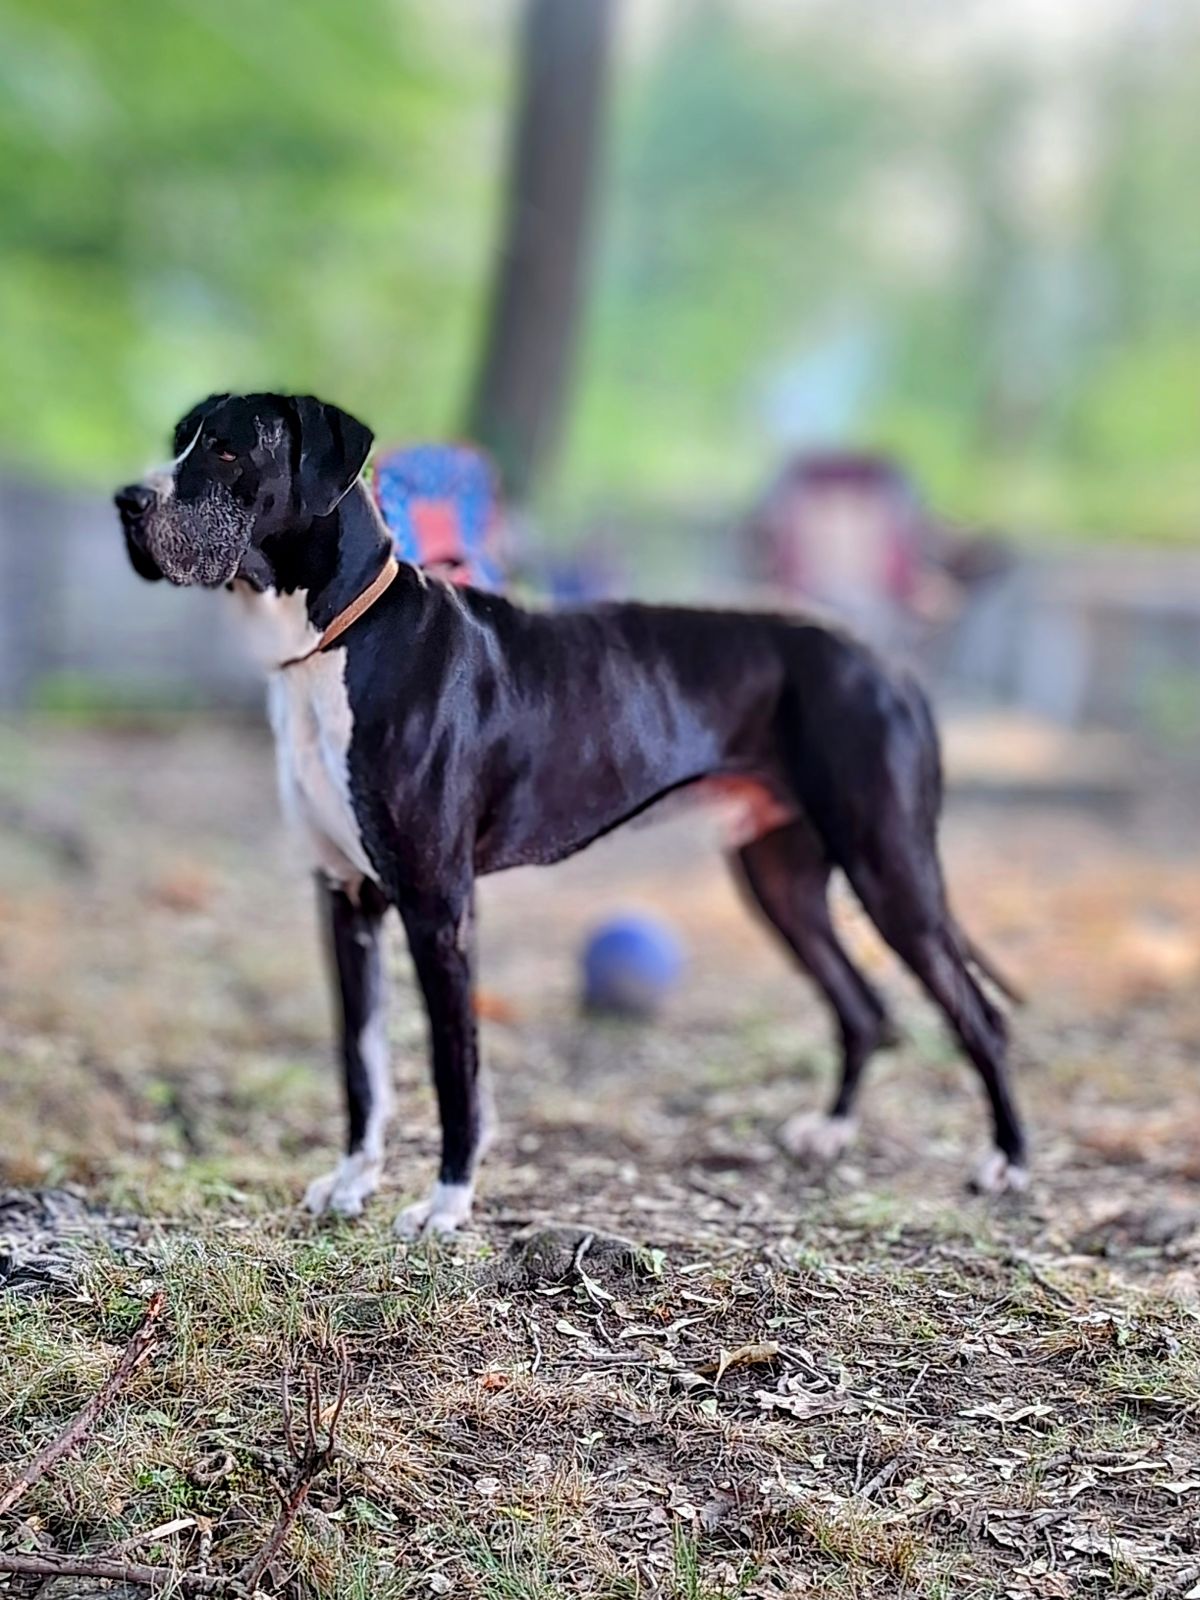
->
907 681 1025 1008
951 918 1025 1007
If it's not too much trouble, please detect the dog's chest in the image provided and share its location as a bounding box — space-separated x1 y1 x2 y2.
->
235 584 375 886
267 661 375 884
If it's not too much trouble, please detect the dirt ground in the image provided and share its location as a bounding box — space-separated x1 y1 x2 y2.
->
2 716 1200 1598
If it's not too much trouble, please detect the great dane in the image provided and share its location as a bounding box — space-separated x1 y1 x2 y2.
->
115 392 1026 1236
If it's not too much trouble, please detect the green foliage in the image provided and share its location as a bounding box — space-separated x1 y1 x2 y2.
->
0 0 501 479
565 4 1200 541
2 0 1199 539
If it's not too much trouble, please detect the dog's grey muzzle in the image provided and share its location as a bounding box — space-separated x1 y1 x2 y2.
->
136 478 253 588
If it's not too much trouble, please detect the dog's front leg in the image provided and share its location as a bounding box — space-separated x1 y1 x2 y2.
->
393 887 486 1239
304 876 393 1218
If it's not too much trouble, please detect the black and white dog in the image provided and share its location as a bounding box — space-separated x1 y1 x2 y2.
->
114 392 1027 1237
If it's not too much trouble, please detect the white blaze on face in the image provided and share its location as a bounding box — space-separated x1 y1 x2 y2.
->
143 425 203 507
138 424 251 587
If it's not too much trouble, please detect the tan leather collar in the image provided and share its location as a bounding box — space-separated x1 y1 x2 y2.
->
279 554 400 669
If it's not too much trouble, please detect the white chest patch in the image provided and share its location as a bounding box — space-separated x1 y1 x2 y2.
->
233 584 376 888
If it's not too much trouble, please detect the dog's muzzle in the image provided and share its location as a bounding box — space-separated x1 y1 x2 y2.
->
115 478 251 588
116 485 161 576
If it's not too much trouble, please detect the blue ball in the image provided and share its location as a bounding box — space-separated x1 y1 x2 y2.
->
581 914 686 1019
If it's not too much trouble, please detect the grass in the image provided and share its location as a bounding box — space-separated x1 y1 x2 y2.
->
3 720 1200 1595
7 1215 1197 1595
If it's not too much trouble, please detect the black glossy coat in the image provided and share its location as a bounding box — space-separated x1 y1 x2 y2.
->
116 392 1025 1225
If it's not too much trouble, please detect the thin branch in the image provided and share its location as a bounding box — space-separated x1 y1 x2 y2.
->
570 1231 595 1278
0 1320 351 1595
325 1347 351 1440
281 1363 298 1459
0 1549 231 1594
238 1468 317 1592
0 1289 165 1516
101 1514 196 1557
859 1454 906 1501
526 1314 544 1375
305 1368 320 1457
238 1342 350 1594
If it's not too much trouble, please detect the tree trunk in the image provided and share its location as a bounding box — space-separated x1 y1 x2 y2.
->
466 0 614 503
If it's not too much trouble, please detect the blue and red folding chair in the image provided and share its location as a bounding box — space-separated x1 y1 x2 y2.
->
370 441 506 590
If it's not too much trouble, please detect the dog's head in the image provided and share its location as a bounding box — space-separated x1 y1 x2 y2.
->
114 393 374 587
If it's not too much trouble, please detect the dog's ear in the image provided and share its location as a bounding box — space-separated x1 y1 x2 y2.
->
172 393 230 458
290 396 374 519
123 527 163 583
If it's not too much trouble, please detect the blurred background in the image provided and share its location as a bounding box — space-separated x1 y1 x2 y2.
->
1 0 1199 728
4 19 1200 1589
2 0 1199 1209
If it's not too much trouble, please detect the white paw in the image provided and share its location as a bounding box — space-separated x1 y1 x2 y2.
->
394 1181 474 1240
970 1150 1030 1195
303 1152 383 1218
779 1112 857 1165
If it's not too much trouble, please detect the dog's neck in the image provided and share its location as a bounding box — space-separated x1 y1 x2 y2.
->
262 481 395 627
232 480 406 669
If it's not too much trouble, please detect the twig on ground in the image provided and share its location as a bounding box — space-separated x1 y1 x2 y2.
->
1008 1252 1080 1309
238 1340 351 1594
196 1515 214 1577
852 1434 870 1494
571 1231 595 1277
858 1455 905 1501
904 1361 930 1403
0 1549 231 1593
0 1289 165 1516
527 1314 544 1375
101 1514 197 1557
281 1362 299 1461
777 1343 834 1385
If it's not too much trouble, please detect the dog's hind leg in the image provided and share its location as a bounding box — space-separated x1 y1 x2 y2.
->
844 848 1027 1193
782 663 1027 1190
731 818 896 1166
304 875 393 1217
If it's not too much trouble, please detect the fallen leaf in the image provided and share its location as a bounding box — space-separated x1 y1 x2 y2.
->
696 1341 780 1383
1093 1459 1163 1476
757 1379 847 1421
960 1401 1056 1424
1066 1528 1161 1569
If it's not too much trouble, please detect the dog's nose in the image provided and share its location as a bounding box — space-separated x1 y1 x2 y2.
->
115 483 155 519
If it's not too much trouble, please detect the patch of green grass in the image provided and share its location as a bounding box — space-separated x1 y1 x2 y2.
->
449 1521 565 1600
790 1498 928 1585
28 671 209 720
671 1527 759 1599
